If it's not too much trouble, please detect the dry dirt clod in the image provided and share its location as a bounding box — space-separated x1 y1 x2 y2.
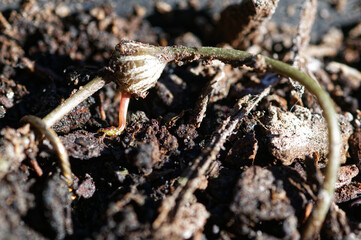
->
75 173 96 199
335 183 361 204
42 173 73 239
52 97 95 134
224 130 258 168
229 166 302 239
218 0 280 48
335 165 359 189
60 131 106 160
349 129 361 166
155 202 210 240
0 125 37 180
263 105 352 165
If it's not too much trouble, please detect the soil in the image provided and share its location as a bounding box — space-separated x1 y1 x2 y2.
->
0 0 361 239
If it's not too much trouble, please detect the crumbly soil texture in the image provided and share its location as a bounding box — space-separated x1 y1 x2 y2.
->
0 0 361 239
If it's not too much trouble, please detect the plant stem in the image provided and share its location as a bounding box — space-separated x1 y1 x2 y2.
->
42 76 107 129
22 74 110 185
160 45 341 238
21 115 73 185
266 57 341 239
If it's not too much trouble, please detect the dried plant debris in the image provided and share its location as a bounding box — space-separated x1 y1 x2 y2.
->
262 105 353 165
326 61 361 91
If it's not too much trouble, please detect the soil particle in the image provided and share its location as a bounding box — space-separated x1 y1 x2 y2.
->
224 130 258 168
119 115 179 175
75 173 96 199
95 204 148 239
229 166 302 239
93 192 153 240
263 105 353 165
335 183 361 204
349 129 361 165
0 171 44 239
207 167 239 203
156 73 189 111
60 131 106 159
335 165 359 189
158 126 178 152
321 203 351 240
169 202 210 239
176 124 198 149
42 173 73 239
126 117 178 158
52 96 95 134
0 125 37 180
131 142 158 174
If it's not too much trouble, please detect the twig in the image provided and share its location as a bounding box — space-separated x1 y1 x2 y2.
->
292 0 318 68
190 62 226 128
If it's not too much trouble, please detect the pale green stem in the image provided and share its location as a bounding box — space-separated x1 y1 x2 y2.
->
42 76 107 129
